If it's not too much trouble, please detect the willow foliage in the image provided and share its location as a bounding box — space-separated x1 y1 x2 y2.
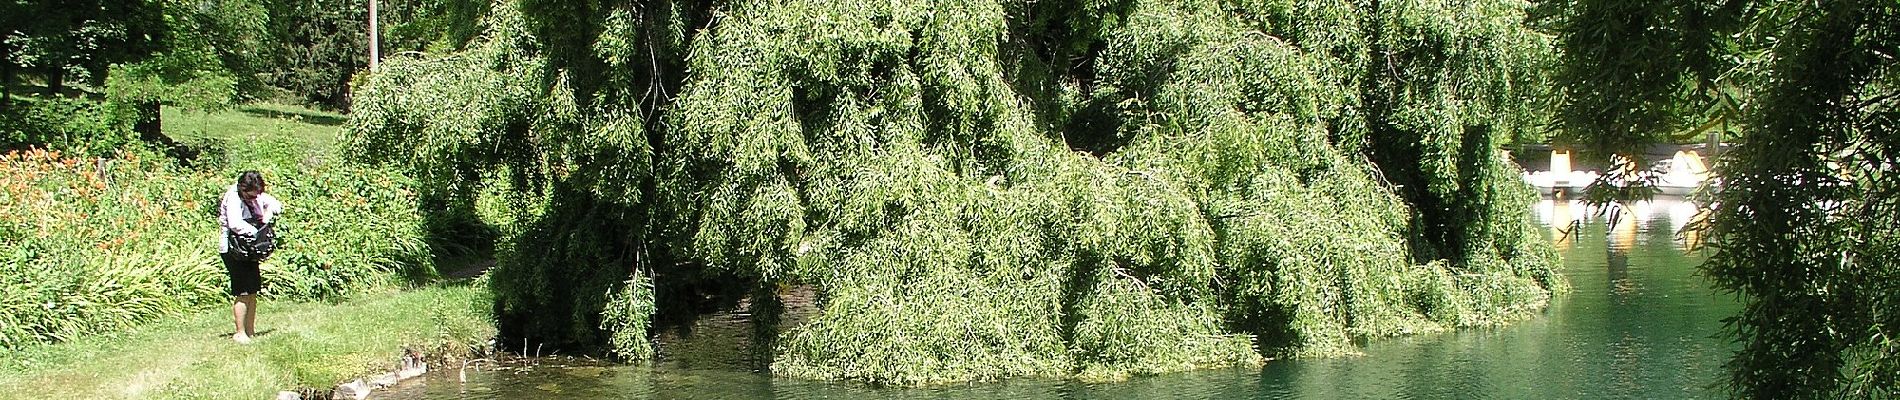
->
347 5 548 199
348 1 689 354
350 0 1560 385
1549 0 1900 397
1696 2 1898 398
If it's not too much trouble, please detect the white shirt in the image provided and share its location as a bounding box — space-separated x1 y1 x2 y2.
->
219 185 284 253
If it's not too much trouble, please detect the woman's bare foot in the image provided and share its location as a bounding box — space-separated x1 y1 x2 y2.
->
234 333 252 344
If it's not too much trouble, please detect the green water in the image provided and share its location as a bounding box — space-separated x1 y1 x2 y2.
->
385 198 1740 399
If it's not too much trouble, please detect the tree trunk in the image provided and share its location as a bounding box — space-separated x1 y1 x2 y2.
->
369 0 380 70
135 100 163 142
2 52 12 110
46 63 64 96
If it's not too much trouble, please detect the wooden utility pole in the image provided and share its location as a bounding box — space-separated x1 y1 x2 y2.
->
368 0 380 70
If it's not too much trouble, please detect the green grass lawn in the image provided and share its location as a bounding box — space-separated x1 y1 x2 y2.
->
162 103 348 152
0 283 494 400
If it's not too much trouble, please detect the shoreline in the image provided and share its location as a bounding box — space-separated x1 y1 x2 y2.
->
0 285 495 400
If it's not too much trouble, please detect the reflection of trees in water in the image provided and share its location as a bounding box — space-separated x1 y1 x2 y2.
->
1605 202 1635 279
1602 205 1650 399
1536 197 1705 254
1606 226 1636 300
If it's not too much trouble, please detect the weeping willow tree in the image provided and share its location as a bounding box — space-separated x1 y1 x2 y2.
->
1550 0 1898 397
349 0 1561 385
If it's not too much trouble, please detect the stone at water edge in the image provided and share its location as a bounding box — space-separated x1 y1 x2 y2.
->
397 351 427 380
368 351 430 387
396 363 427 379
369 372 401 388
333 379 372 400
275 391 301 400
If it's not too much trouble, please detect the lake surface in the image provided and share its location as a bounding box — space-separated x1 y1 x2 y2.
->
384 197 1739 399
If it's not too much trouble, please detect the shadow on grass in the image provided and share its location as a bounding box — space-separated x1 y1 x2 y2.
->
241 107 346 127
419 208 501 284
222 329 278 339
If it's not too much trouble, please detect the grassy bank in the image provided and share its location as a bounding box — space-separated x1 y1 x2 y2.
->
0 283 494 400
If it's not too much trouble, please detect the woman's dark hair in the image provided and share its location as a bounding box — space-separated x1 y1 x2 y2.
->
236 171 266 194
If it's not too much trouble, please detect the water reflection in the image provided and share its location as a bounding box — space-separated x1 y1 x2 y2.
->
1534 197 1706 253
386 197 1738 400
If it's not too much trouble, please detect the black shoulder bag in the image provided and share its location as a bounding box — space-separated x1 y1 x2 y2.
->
229 217 277 260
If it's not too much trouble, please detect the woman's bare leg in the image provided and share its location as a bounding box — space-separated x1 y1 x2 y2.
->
243 294 257 337
233 295 255 344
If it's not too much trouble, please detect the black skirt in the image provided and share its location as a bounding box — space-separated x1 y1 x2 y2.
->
221 251 262 296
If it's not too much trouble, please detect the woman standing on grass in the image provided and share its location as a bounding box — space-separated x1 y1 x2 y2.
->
220 171 283 344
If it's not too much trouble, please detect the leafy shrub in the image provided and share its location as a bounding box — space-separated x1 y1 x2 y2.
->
1 149 225 348
0 97 139 157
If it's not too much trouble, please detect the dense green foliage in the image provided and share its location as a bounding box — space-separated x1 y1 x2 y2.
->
349 1 684 357
1 0 261 148
1 0 176 95
257 0 376 108
0 97 138 157
0 129 437 350
1546 0 1739 153
261 0 494 108
349 0 1561 385
1700 2 1898 397
1550 0 1898 397
1 0 490 114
